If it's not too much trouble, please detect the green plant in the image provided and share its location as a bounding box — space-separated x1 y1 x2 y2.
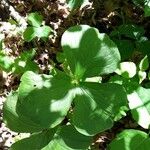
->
0 48 38 74
110 54 150 130
23 12 52 42
3 25 128 149
109 129 150 149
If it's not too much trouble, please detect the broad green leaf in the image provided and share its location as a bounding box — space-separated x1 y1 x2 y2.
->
36 26 52 38
72 82 128 136
10 129 56 150
108 129 150 150
11 125 92 150
3 92 44 132
127 86 150 129
27 12 43 27
139 55 149 71
17 71 74 129
43 125 92 150
66 0 89 10
115 62 137 78
23 27 36 42
61 25 120 80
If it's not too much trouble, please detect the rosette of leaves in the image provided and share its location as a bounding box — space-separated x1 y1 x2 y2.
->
3 25 128 149
23 12 52 42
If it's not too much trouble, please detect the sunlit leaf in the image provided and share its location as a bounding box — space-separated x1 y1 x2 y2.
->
27 12 43 27
115 62 137 78
108 129 150 150
61 25 120 80
66 0 89 10
0 52 14 72
17 71 74 129
127 85 150 129
139 55 149 71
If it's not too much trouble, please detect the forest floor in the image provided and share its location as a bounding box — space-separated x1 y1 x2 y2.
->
0 0 150 149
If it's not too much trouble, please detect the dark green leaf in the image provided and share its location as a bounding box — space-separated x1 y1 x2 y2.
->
72 82 128 136
113 40 134 60
110 24 145 40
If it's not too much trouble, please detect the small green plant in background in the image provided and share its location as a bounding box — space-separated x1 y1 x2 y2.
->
0 48 38 75
23 12 52 42
132 0 150 17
